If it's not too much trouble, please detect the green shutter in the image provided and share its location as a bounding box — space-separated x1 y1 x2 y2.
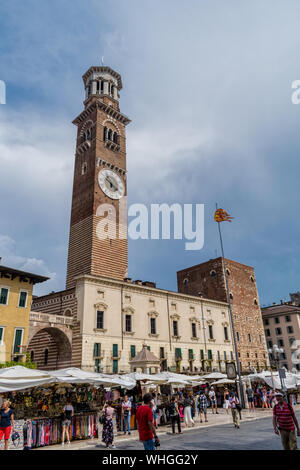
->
131 345 136 358
113 359 118 373
0 288 8 305
94 343 101 357
175 348 182 360
0 328 3 343
19 291 27 308
200 349 204 360
13 329 23 354
208 349 212 360
113 344 118 357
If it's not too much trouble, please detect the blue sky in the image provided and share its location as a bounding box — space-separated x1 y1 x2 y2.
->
0 0 300 305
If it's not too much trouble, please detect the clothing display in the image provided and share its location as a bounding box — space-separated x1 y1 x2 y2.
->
23 413 97 448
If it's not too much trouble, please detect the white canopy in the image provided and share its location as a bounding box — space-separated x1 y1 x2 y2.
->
0 366 55 393
243 370 300 390
211 378 236 386
201 372 228 380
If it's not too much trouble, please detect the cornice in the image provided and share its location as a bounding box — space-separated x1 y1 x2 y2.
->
73 101 131 127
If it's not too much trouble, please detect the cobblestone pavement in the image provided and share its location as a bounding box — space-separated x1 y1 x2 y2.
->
36 406 300 451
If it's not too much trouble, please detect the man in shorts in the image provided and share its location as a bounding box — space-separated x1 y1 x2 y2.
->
246 386 255 411
198 391 208 423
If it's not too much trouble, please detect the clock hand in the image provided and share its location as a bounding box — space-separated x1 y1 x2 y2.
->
106 177 118 191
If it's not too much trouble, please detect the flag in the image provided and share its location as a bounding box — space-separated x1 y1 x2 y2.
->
214 208 234 223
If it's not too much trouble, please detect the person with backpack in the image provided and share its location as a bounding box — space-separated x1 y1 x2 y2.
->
273 392 300 450
168 397 182 434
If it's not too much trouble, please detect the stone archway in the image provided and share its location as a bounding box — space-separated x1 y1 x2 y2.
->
27 327 72 370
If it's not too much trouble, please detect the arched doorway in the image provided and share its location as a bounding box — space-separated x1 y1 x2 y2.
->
27 327 72 370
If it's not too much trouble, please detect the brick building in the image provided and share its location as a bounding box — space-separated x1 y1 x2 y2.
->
177 257 269 372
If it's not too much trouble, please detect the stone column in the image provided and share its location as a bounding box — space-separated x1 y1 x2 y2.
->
103 81 109 95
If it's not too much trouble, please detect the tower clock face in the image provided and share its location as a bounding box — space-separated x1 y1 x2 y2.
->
98 169 125 200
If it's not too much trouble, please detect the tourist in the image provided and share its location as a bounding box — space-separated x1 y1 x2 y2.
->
198 390 208 423
246 385 255 412
223 388 230 415
101 401 116 449
61 399 74 446
262 386 269 409
229 392 240 429
151 393 158 429
168 396 182 434
122 395 132 435
0 400 15 451
273 392 300 450
183 393 195 427
209 387 218 414
136 393 159 450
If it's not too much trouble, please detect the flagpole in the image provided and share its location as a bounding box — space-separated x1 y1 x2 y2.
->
216 203 245 408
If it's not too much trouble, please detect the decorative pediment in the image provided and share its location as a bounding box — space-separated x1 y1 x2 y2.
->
222 321 229 327
147 310 159 318
123 306 135 315
206 319 214 326
189 316 199 324
170 314 180 321
94 302 108 311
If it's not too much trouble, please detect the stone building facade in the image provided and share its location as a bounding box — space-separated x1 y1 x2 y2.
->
177 257 269 372
262 300 300 372
71 274 234 374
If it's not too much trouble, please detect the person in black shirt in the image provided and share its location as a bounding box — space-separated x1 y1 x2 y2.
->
0 400 15 450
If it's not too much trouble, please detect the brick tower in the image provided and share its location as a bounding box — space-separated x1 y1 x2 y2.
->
66 66 131 289
177 258 269 372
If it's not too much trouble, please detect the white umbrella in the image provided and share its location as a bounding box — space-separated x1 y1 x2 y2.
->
211 378 236 386
0 366 55 393
201 372 228 380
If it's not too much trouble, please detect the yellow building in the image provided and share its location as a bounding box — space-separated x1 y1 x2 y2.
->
0 264 48 364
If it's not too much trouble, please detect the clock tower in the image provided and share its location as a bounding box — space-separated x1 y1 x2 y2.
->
66 66 131 289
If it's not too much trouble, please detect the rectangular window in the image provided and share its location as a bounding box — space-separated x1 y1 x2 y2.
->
96 311 104 330
224 327 228 341
113 359 118 374
268 340 273 348
0 288 9 305
208 325 214 340
275 328 282 335
173 321 178 337
18 291 28 308
160 347 165 359
207 349 213 360
93 343 101 358
200 349 204 360
274 317 280 324
265 329 270 336
236 332 239 342
224 351 227 360
230 351 234 360
285 315 291 322
147 346 151 351
217 350 220 360
192 323 197 338
263 318 269 326
0 327 4 345
248 333 252 342
278 339 284 347
175 348 182 360
130 345 136 358
150 318 156 335
125 315 132 332
112 344 118 358
13 329 23 354
188 349 194 360
287 326 294 334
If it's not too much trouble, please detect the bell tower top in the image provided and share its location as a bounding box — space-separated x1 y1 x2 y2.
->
82 66 122 109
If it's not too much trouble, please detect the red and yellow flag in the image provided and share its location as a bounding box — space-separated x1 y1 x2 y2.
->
214 208 234 223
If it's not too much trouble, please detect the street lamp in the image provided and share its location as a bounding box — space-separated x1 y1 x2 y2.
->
268 344 286 398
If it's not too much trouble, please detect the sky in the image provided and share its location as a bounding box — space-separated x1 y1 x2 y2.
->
0 0 300 305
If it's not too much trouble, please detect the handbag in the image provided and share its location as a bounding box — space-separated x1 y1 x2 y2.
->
99 409 107 425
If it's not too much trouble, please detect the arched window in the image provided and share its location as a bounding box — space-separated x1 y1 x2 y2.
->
107 129 112 141
103 126 107 141
44 349 48 366
113 132 118 144
210 270 217 278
